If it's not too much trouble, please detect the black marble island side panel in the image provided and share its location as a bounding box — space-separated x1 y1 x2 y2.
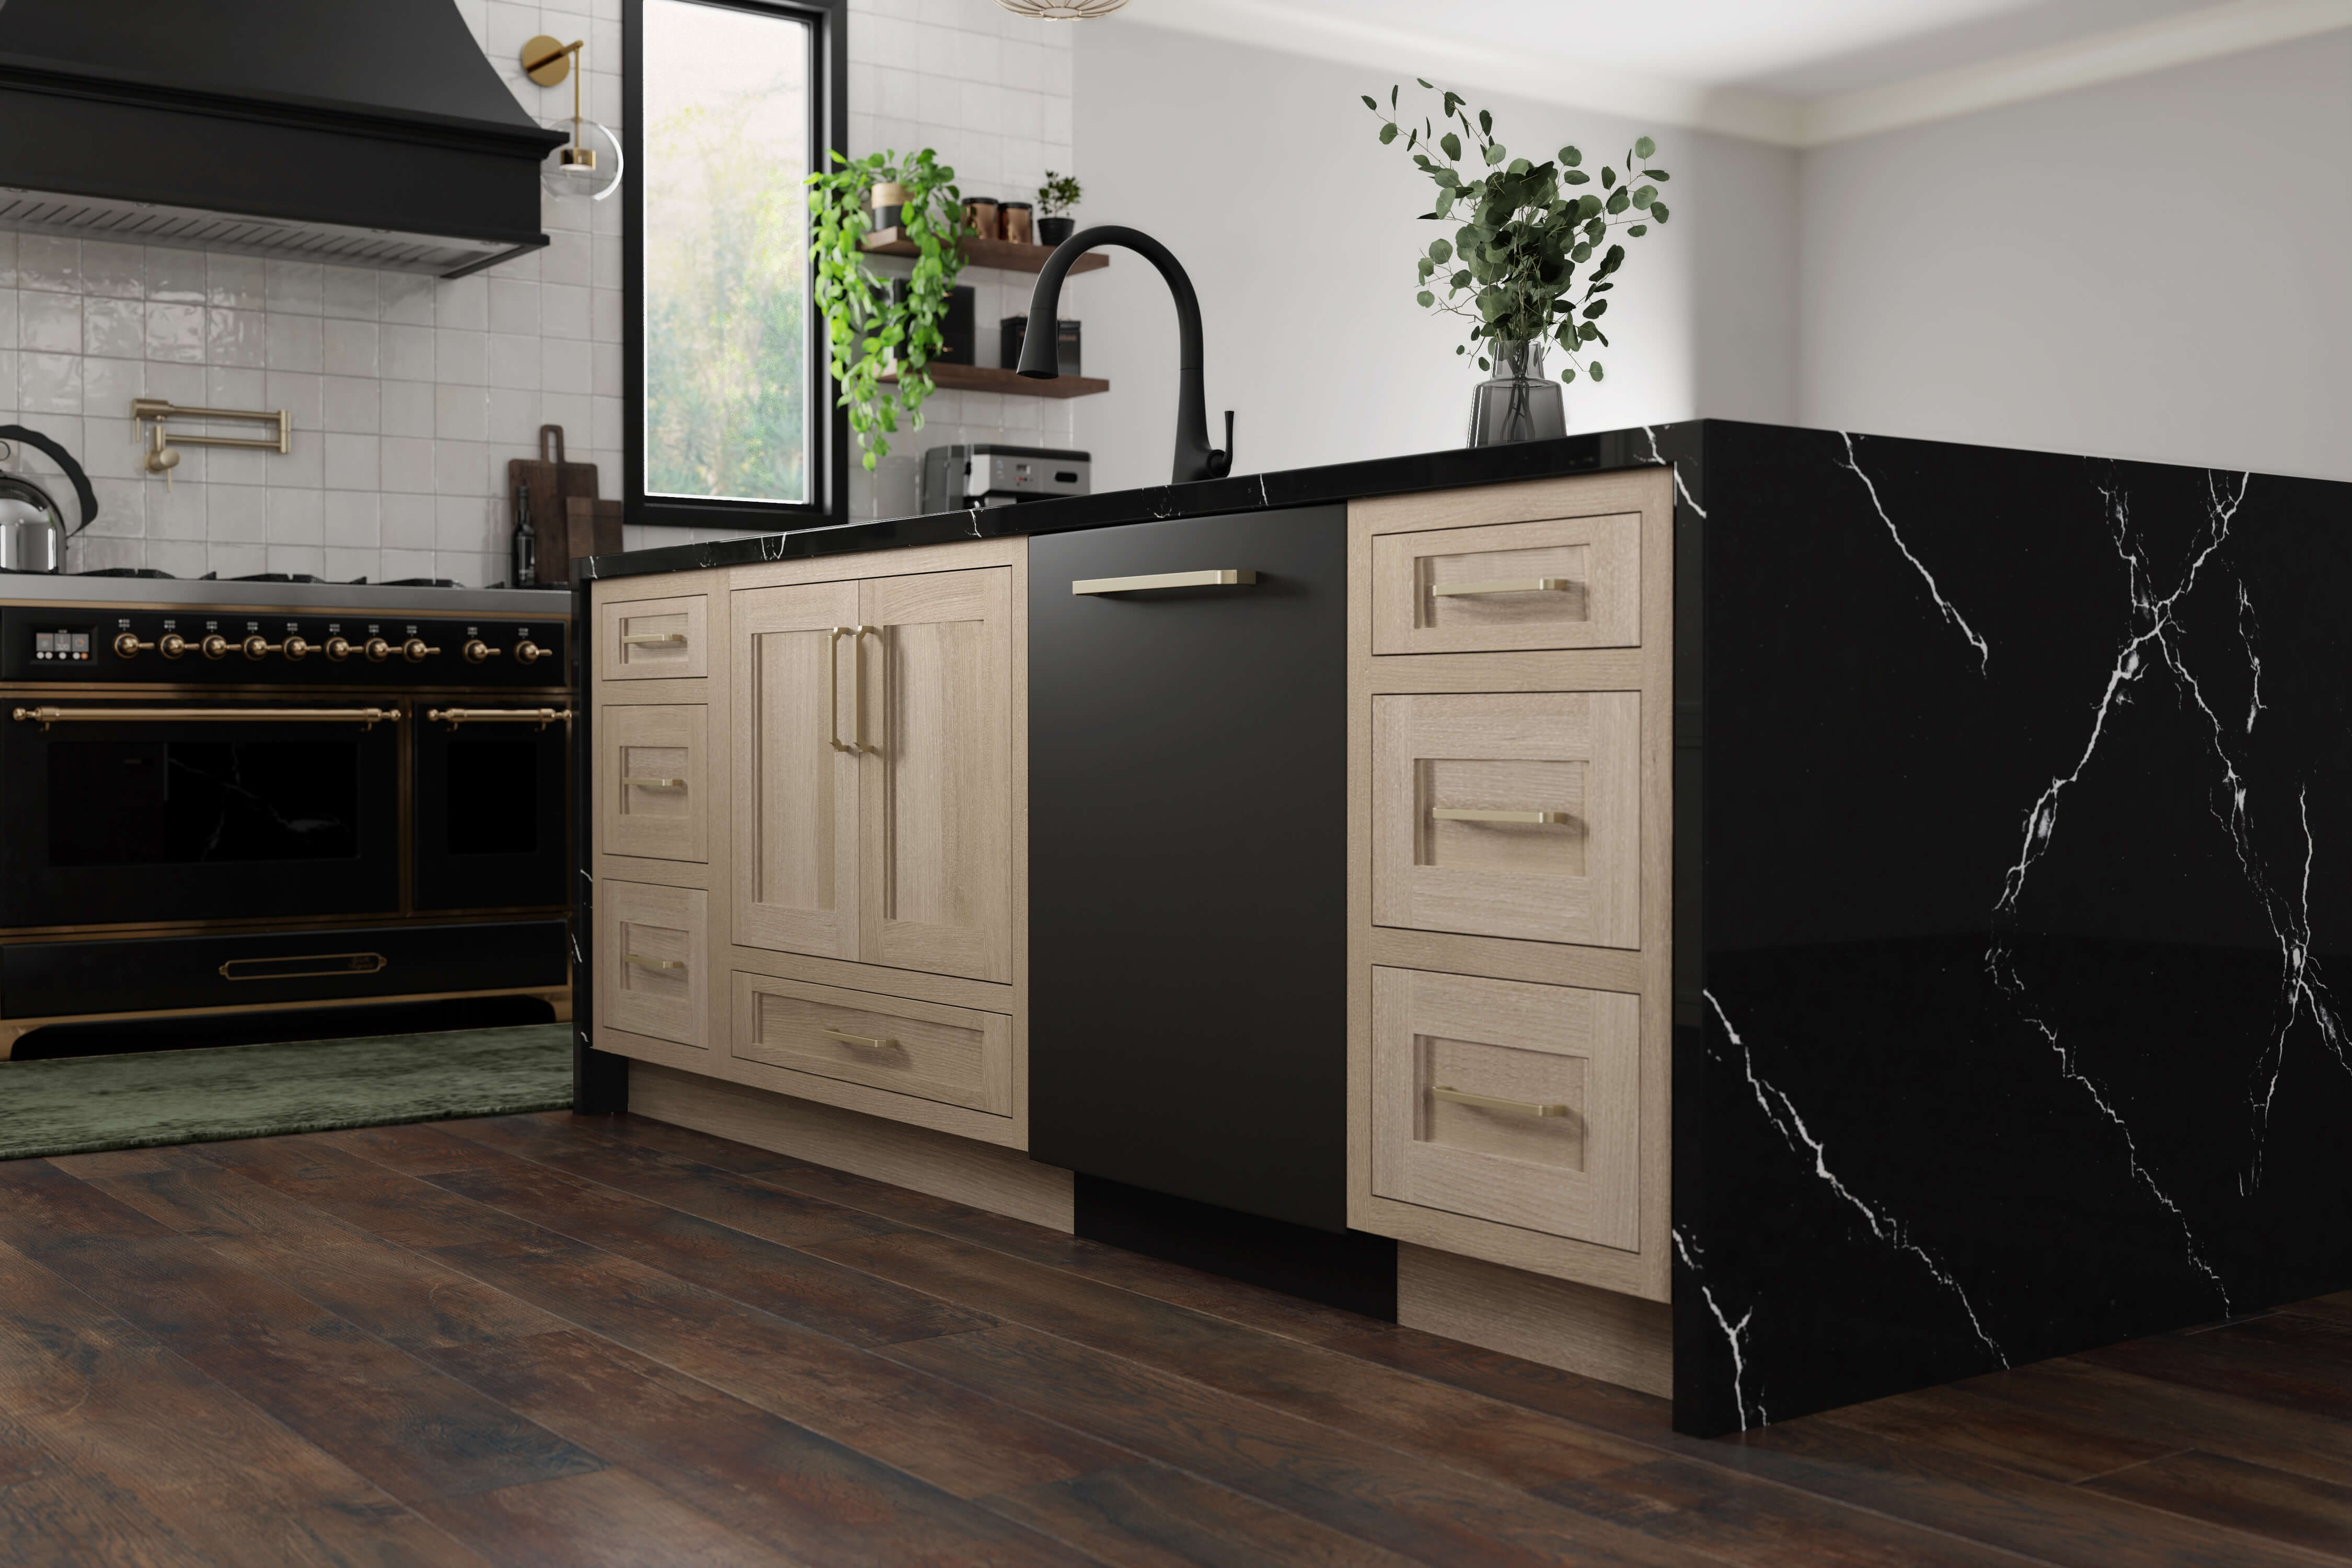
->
1674 423 2352 1436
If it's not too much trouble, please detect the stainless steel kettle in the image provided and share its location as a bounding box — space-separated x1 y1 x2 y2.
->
0 425 101 574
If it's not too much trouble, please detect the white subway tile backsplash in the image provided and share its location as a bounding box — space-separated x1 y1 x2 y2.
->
491 333 542 390
20 292 80 353
206 308 265 367
540 336 590 394
205 255 266 310
325 489 380 547
323 375 381 434
379 324 436 383
381 492 435 550
207 483 268 541
382 436 435 493
264 313 324 372
322 266 378 320
18 237 80 293
266 486 323 543
489 278 540 336
435 275 490 331
265 371 324 432
436 384 491 442
540 284 589 340
145 303 205 363
82 356 144 413
435 328 490 385
378 272 435 326
263 261 325 316
325 432 381 491
382 378 435 439
322 319 378 378
19 353 82 413
84 299 145 359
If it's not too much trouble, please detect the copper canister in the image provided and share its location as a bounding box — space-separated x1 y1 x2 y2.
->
962 198 1000 239
999 201 1034 245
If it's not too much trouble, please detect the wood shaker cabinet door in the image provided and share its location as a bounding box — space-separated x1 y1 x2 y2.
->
1371 514 1639 655
1371 692 1640 948
1370 967 1641 1250
731 972 1012 1115
733 580 862 960
858 568 1014 983
599 881 708 1048
596 593 708 679
599 704 708 863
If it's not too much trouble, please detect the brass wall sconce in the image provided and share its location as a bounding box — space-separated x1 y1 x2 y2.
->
130 398 291 489
521 34 624 201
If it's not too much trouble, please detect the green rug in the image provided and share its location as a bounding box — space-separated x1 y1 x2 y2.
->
0 1024 572 1162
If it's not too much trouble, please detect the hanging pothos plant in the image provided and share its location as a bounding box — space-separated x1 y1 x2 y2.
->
1363 81 1670 384
806 147 966 470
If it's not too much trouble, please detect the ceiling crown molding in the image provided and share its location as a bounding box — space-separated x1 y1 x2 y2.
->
1120 0 2352 149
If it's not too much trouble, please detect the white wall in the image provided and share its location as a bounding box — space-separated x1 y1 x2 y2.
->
1 0 623 584
1799 31 2350 480
1070 22 1798 495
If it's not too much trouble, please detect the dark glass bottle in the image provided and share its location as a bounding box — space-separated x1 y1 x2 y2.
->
510 481 537 589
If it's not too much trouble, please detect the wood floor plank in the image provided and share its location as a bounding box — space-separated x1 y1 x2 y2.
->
2278 1294 2352 1332
807 1227 1656 1494
2081 1451 2352 1562
0 1229 485 1567
1311 1321 1682 1449
318 1122 991 1347
2074 1315 2352 1422
561 1109 815 1175
1723 1411 2346 1568
982 1463 1425 1568
0 1160 603 1509
1812 1381 2184 1484
1539 1455 2050 1568
886 1322 1723 1567
408 1468 802 1567
1957 1357 2352 1491
179 1131 1155 1502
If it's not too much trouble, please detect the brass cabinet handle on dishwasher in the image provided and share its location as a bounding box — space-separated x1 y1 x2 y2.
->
1428 578 1577 597
621 776 686 789
1071 569 1256 595
625 953 686 972
14 706 399 729
619 632 687 646
1432 1084 1570 1118
1429 808 1572 825
428 707 572 730
823 1028 897 1051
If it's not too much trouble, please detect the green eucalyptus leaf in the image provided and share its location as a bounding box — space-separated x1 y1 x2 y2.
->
1477 356 1490 370
1589 361 1605 381
1643 168 1670 180
1417 77 1433 88
1583 298 1608 318
1391 84 1400 107
1418 257 1435 279
1594 328 1609 347
1601 166 1616 189
1651 202 1669 222
1627 223 1647 235
1633 185 1654 207
1560 145 1582 166
1571 242 1591 263
1442 91 1462 119
1483 142 1505 166
1416 290 1434 307
1579 321 1599 341
1606 187 1630 214
1479 108 1492 136
1362 94 1378 111
1380 122 1398 144
1563 169 1590 185
1430 238 1453 262
1560 367 1576 382
1635 135 1656 158
1440 131 1462 160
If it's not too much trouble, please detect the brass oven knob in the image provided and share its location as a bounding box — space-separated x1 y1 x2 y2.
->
241 636 283 660
401 638 441 663
159 633 188 659
200 634 230 660
283 636 312 661
462 638 502 663
325 637 352 662
113 633 154 659
513 639 544 665
363 637 392 662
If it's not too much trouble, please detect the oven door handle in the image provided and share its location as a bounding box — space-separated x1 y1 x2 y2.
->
11 706 401 730
425 707 573 731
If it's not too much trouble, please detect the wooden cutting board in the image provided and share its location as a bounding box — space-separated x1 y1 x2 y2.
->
504 424 599 586
565 498 624 572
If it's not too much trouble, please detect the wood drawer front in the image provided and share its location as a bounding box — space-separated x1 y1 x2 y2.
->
730 972 1012 1116
1371 691 1640 948
600 881 708 1048
601 704 708 862
598 594 709 681
1372 514 1639 655
1371 966 1640 1250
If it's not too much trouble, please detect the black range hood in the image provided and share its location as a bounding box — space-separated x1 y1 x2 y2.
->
0 0 567 277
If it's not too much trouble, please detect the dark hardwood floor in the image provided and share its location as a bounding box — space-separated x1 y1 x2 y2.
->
1 1112 2345 1565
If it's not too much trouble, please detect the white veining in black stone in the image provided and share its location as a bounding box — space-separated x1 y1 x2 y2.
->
1836 431 1988 672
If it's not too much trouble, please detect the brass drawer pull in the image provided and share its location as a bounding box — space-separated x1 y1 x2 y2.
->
620 632 687 646
1430 808 1572 825
220 951 387 982
14 706 399 729
1433 1084 1569 1118
621 776 686 789
1428 578 1577 597
823 1028 898 1051
626 953 686 972
1072 569 1256 595
429 707 572 730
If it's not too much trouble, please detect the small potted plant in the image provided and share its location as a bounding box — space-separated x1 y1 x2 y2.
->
1364 82 1671 444
1035 171 1081 247
806 147 969 470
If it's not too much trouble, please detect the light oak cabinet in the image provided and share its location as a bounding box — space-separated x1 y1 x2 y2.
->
732 566 1013 985
599 703 708 863
1371 513 1641 655
597 881 708 1051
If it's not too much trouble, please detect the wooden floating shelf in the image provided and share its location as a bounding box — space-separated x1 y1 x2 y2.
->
882 364 1109 400
860 229 1108 274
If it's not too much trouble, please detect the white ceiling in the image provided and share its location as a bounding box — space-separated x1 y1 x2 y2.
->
1125 0 2352 144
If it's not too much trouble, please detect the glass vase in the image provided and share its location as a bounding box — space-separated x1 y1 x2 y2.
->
1466 338 1566 447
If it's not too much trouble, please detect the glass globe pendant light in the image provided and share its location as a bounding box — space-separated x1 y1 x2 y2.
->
521 34 626 202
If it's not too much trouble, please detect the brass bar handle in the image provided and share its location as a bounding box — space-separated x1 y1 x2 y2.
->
1428 578 1578 597
1072 569 1256 595
13 706 398 729
620 632 687 647
1432 1084 1570 1118
827 627 853 753
1429 808 1572 825
823 1028 898 1051
220 952 387 982
621 776 686 789
626 954 686 972
428 707 573 730
855 624 878 754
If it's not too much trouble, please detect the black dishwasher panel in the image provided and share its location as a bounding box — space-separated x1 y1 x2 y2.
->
1030 506 1347 1230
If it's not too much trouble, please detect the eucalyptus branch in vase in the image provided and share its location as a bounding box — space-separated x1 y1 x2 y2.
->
1363 80 1670 394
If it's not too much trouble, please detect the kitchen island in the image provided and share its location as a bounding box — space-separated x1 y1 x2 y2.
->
573 420 2351 1437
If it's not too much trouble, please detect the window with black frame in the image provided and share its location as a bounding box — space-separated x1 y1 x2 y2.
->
626 0 846 530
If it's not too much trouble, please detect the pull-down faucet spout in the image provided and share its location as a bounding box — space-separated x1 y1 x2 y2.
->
1016 225 1231 486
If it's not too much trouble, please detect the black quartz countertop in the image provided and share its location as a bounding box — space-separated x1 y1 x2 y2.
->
577 422 1708 582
